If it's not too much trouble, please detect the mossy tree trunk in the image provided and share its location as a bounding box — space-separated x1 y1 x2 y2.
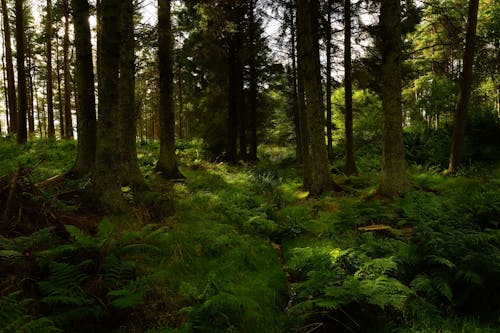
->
379 0 410 197
448 0 479 173
15 0 27 144
157 0 183 179
69 0 97 177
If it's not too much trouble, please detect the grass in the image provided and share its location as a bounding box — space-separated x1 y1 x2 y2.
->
1 137 500 332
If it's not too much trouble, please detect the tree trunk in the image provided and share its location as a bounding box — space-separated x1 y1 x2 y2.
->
56 35 64 138
296 0 338 195
379 0 410 197
289 1 301 163
69 0 97 177
46 0 55 138
247 0 258 161
325 1 334 162
63 0 73 139
344 0 357 175
27 35 35 137
93 0 126 211
226 40 240 163
1 0 17 133
119 0 146 188
15 0 27 144
448 0 479 173
157 0 183 178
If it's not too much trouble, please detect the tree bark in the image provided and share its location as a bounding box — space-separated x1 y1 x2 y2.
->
157 0 183 178
379 0 410 196
69 0 97 177
93 0 126 211
289 1 301 163
325 1 334 162
119 0 146 188
344 0 357 175
448 0 479 173
46 0 55 138
1 0 17 133
248 0 258 161
63 0 73 139
296 0 339 195
15 0 27 144
56 35 64 138
26 34 35 137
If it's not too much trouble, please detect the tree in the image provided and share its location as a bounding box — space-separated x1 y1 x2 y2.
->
296 0 339 195
344 0 357 175
93 0 126 211
69 0 96 177
119 0 147 188
15 0 27 144
156 0 183 178
62 0 73 139
247 0 258 161
379 0 410 196
46 0 55 138
448 0 480 173
325 0 334 162
1 0 17 134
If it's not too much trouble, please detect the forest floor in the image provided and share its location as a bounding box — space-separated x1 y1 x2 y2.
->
1 137 500 332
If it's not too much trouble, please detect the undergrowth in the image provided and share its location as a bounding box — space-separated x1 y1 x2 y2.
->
1 138 500 332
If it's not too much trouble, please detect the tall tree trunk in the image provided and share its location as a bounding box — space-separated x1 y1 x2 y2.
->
289 1 301 163
1 0 17 133
93 0 126 211
379 0 410 196
15 0 27 144
448 0 479 173
177 67 183 139
157 0 183 178
296 0 339 195
63 0 73 139
325 1 334 162
46 0 55 138
56 35 64 138
118 0 146 188
1 40 8 132
27 36 35 137
69 0 97 177
248 0 258 161
344 0 357 175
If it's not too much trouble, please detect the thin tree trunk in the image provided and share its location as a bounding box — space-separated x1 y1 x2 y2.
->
177 67 183 139
289 1 301 163
1 0 17 133
325 1 334 162
344 0 357 175
379 0 410 196
63 0 73 139
1 16 9 132
27 36 35 137
157 0 183 178
46 0 55 138
69 0 97 177
227 40 239 163
15 0 27 144
248 0 258 161
448 0 479 173
56 35 64 138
